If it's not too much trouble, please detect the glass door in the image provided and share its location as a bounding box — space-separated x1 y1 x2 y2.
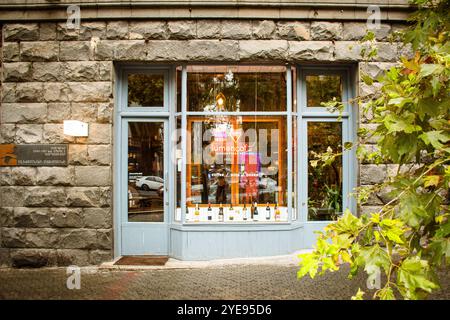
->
121 118 169 255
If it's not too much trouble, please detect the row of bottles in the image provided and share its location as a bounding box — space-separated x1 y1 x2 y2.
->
188 202 282 222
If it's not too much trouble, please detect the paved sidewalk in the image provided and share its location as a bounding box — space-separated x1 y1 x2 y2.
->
0 254 449 300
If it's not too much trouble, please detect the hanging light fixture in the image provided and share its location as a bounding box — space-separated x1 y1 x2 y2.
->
215 92 226 111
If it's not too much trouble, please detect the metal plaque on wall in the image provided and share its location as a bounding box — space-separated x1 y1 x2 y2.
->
0 144 68 166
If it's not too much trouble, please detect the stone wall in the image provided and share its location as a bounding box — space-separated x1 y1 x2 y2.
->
0 19 408 267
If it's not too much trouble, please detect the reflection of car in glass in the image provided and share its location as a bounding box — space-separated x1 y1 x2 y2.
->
135 176 164 191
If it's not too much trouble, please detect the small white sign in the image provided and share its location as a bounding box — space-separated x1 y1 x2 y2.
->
64 120 89 137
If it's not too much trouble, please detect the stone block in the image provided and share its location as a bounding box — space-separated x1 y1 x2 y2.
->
359 62 398 79
43 83 70 103
15 124 43 143
69 144 89 165
56 23 79 40
3 42 20 62
0 187 25 207
82 208 112 229
1 103 47 124
311 22 343 40
89 249 113 265
186 40 240 61
10 249 57 267
79 22 106 40
0 207 14 227
376 42 399 62
146 40 188 61
0 248 11 267
239 40 288 61
23 187 67 207
60 41 91 61
334 41 363 61
289 41 334 61
277 21 310 40
67 82 112 102
97 103 113 123
87 145 112 165
196 20 221 39
70 102 98 122
0 125 16 144
50 208 83 228
360 164 387 185
43 123 69 144
20 42 59 62
113 40 148 61
32 62 64 82
24 228 59 248
4 23 39 41
14 82 45 103
47 103 71 123
59 229 98 249
10 167 37 185
0 168 12 186
222 21 252 39
106 21 128 40
66 187 111 207
11 207 51 228
64 61 99 81
342 22 368 41
39 23 57 40
56 249 90 266
1 228 27 248
167 20 196 39
75 166 111 186
3 62 32 82
87 123 112 144
36 167 74 186
96 229 113 250
253 20 276 39
130 21 167 40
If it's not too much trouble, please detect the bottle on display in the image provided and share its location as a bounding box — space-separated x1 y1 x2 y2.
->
185 205 189 222
219 203 224 222
242 203 248 221
250 202 254 220
253 202 259 221
194 203 200 222
207 202 213 221
229 203 234 221
265 202 271 220
275 203 281 221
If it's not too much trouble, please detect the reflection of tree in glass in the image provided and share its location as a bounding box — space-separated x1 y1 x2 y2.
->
128 74 164 107
306 75 342 107
307 122 343 220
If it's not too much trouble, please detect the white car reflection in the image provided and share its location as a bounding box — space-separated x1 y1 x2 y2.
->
135 176 164 191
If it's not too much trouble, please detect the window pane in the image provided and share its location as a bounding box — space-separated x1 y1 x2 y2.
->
186 115 287 222
128 122 164 222
307 122 343 221
306 75 342 107
128 74 164 107
176 66 182 112
292 116 298 220
175 116 182 221
187 65 286 112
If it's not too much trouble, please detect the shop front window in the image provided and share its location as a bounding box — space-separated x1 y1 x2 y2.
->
184 65 289 223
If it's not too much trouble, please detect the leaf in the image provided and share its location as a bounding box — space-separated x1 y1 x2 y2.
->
419 63 443 77
397 256 439 299
377 287 396 300
423 175 440 188
351 288 365 300
419 130 450 149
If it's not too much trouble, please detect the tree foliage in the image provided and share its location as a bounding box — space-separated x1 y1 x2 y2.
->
297 0 450 300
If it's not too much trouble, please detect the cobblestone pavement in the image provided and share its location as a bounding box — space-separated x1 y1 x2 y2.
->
0 264 448 300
